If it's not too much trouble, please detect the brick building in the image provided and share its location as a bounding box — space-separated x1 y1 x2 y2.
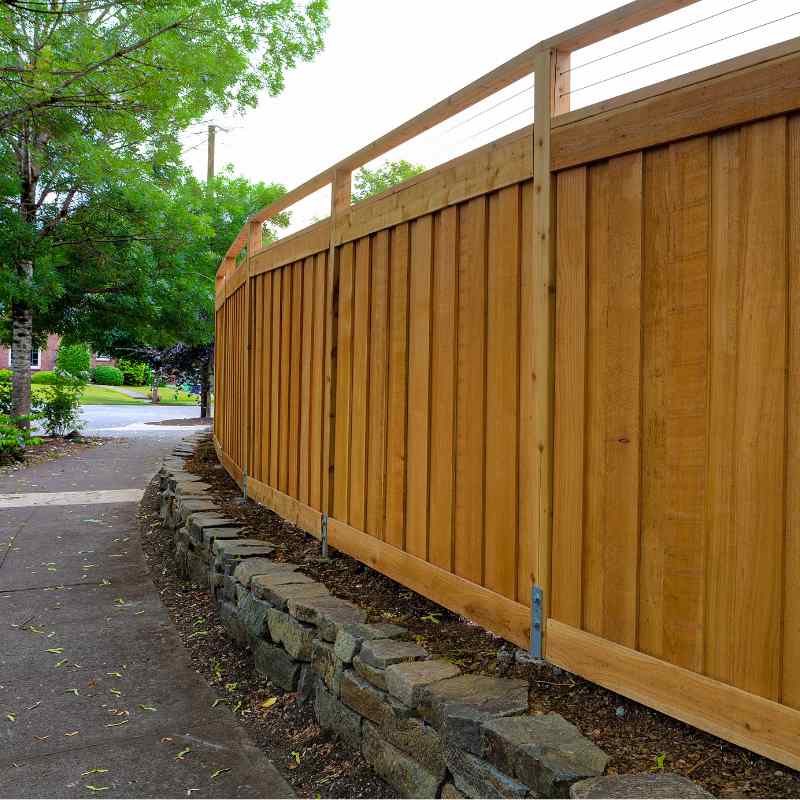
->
0 334 114 372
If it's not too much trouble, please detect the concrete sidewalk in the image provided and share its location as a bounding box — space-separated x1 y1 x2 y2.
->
0 436 292 799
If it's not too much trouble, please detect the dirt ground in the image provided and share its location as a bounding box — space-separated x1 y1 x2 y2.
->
143 440 800 799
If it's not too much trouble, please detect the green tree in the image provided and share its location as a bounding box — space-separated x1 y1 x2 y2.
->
0 0 328 424
351 159 426 203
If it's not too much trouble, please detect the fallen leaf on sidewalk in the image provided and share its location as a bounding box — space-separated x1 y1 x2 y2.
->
81 769 109 776
175 747 191 760
46 647 64 654
33 735 48 741
106 671 122 678
65 731 79 736
27 701 41 710
138 704 157 712
65 688 79 696
105 720 128 727
85 785 109 792
55 659 68 668
260 697 277 709
210 768 231 780
109 688 122 696
5 712 15 722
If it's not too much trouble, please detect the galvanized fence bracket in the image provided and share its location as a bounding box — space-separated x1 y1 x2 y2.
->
530 584 543 658
242 468 248 500
321 512 329 559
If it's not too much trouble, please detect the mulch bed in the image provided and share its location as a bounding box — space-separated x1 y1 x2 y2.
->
0 436 107 476
138 479 391 799
142 440 800 799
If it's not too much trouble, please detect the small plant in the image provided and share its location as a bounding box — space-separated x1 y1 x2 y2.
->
117 358 152 386
91 365 124 386
0 413 41 464
37 372 85 437
31 370 63 385
0 369 11 383
56 344 91 380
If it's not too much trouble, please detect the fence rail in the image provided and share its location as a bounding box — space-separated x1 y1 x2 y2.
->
214 0 800 770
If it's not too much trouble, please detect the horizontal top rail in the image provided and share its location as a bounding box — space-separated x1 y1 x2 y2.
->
217 0 705 282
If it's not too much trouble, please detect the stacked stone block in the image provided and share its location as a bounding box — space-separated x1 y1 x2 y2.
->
155 434 711 800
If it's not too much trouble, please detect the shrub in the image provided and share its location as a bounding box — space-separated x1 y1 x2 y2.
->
0 369 11 383
117 358 152 386
0 414 41 464
56 344 91 379
37 378 84 437
31 370 62 385
92 365 124 385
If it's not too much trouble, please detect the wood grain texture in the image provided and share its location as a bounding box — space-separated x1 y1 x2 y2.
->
405 215 434 560
299 258 314 504
429 207 458 571
288 262 303 498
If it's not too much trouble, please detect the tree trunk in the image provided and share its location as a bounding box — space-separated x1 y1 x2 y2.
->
10 263 33 427
199 351 211 419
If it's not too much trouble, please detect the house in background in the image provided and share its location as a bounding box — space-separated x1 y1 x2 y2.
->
0 334 115 371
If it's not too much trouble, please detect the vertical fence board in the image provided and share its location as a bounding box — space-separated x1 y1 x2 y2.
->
270 271 282 488
518 180 537 607
406 215 434 560
429 207 458 571
784 114 800 710
385 225 410 549
310 252 327 510
333 243 355 521
349 238 371 530
484 186 521 599
279 268 292 492
704 128 742 686
552 167 587 627
454 197 487 585
289 262 303 497
366 230 390 539
731 118 787 701
299 258 314 504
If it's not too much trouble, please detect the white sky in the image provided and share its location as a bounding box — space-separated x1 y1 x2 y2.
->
182 0 800 234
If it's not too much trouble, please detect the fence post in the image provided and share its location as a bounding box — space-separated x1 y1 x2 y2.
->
532 48 569 656
241 222 261 495
322 169 352 517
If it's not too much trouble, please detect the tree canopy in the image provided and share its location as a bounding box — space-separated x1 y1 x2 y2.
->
351 159 425 203
0 0 328 420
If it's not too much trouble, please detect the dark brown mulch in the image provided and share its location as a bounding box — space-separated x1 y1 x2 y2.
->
0 435 107 476
175 440 800 800
138 479 392 799
145 418 211 427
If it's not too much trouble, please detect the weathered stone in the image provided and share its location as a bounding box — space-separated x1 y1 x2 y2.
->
353 655 388 691
252 639 300 691
385 660 460 707
569 774 713 799
311 639 344 697
446 746 528 799
186 550 210 588
419 675 528 736
200 527 242 547
175 497 218 525
362 721 442 799
166 471 201 489
218 600 248 646
186 511 240 537
482 713 609 798
334 623 406 663
378 703 446 779
315 682 362 748
288 595 365 638
174 480 211 496
440 782 466 799
360 639 428 669
233 558 288 588
222 575 237 602
174 540 189 579
266 607 315 660
213 540 275 575
256 579 329 611
340 670 392 725
250 570 315 599
237 591 272 641
297 663 316 704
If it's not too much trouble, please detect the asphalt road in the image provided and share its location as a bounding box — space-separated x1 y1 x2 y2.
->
78 405 210 438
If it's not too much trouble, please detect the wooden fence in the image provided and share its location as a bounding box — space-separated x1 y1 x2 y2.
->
214 0 800 770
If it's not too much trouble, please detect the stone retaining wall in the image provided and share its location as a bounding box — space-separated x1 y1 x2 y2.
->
156 435 712 800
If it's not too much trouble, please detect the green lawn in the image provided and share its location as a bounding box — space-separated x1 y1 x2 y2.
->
124 385 201 406
31 383 202 406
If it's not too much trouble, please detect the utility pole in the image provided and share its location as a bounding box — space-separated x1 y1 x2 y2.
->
200 124 216 419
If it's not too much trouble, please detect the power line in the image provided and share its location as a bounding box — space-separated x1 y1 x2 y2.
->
566 9 800 96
